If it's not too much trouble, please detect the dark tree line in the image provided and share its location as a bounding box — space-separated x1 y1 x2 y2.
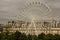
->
0 31 60 40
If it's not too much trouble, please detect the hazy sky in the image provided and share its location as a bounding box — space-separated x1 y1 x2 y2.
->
0 0 60 22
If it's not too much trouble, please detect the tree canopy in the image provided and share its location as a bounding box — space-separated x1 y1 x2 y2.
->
0 31 60 40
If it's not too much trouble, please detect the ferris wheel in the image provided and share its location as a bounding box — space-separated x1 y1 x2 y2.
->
16 1 52 35
17 1 52 21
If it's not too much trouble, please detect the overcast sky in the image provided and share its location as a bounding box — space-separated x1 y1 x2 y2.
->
0 0 60 22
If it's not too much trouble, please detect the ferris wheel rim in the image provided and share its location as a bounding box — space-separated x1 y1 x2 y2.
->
18 1 52 20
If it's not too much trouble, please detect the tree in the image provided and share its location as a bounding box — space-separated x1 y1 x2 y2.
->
45 34 54 40
32 35 38 40
38 33 45 40
27 34 33 40
14 31 21 40
0 34 1 40
1 31 11 40
19 33 27 40
54 34 60 40
12 21 15 26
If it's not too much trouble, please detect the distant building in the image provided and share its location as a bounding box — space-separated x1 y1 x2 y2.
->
1 20 60 35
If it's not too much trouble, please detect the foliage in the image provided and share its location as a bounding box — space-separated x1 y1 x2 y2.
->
0 31 60 40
